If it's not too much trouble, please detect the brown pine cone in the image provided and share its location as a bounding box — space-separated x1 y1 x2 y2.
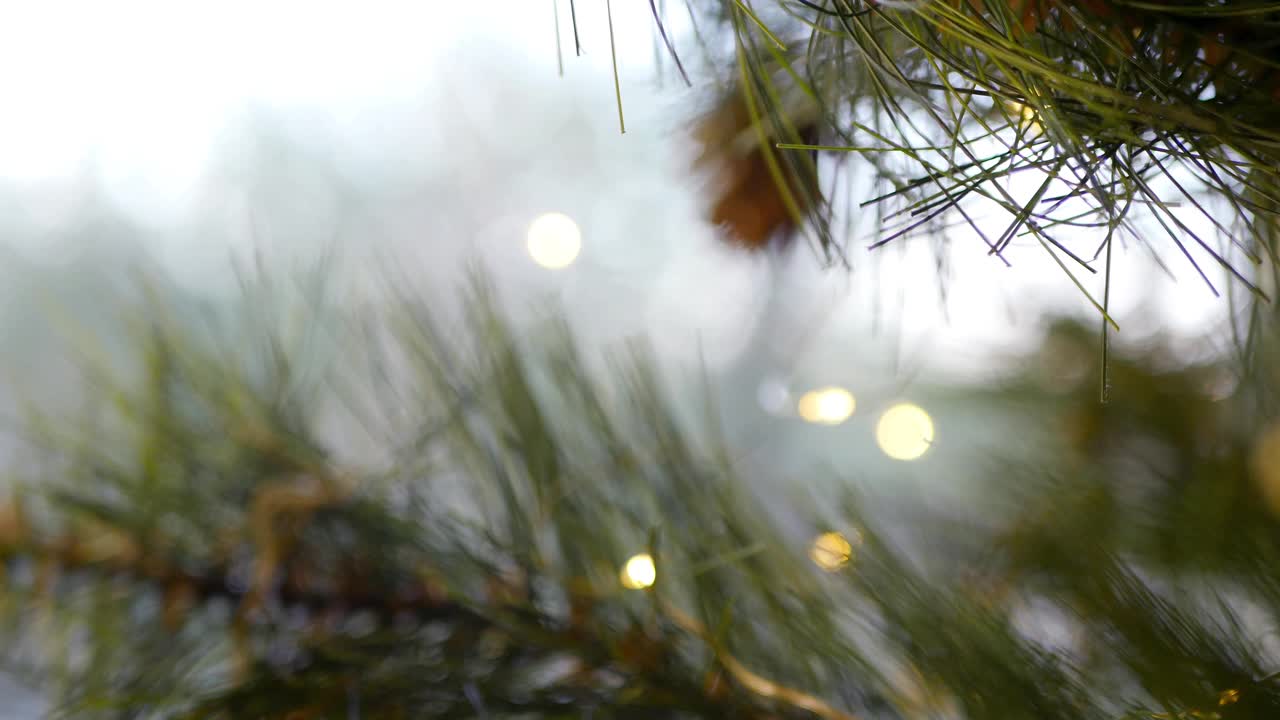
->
692 83 821 252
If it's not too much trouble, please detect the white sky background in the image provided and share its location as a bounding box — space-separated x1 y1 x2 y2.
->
0 0 1244 391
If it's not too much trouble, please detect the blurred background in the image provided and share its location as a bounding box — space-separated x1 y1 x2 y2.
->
0 2 1239 432
0 2 1257 715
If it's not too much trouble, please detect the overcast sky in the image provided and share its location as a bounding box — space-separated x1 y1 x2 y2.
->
0 0 1242 383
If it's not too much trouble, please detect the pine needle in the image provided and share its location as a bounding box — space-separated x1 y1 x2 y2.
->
606 0 625 134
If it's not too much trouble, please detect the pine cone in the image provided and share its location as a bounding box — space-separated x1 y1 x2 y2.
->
693 83 821 251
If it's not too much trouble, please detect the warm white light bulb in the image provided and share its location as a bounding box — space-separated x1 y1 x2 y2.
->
797 387 855 425
620 553 657 590
527 212 581 269
876 403 934 461
809 531 858 572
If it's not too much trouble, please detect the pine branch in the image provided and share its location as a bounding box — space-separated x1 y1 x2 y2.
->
4 262 1280 719
668 0 1280 328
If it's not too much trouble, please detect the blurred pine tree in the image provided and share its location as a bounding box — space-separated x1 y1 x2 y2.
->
4 2 1280 718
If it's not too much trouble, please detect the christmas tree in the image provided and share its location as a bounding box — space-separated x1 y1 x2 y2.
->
3 1 1280 718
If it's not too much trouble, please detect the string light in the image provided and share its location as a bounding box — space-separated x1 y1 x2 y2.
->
620 553 657 590
797 387 855 425
809 531 859 572
876 403 934 461
1007 101 1043 135
527 212 581 269
1250 420 1280 517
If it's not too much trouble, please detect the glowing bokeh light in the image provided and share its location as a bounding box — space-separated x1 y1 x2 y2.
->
797 387 855 425
757 377 790 415
620 553 657 590
809 531 859 572
527 212 582 269
1012 102 1042 134
876 403 935 461
1250 420 1280 517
